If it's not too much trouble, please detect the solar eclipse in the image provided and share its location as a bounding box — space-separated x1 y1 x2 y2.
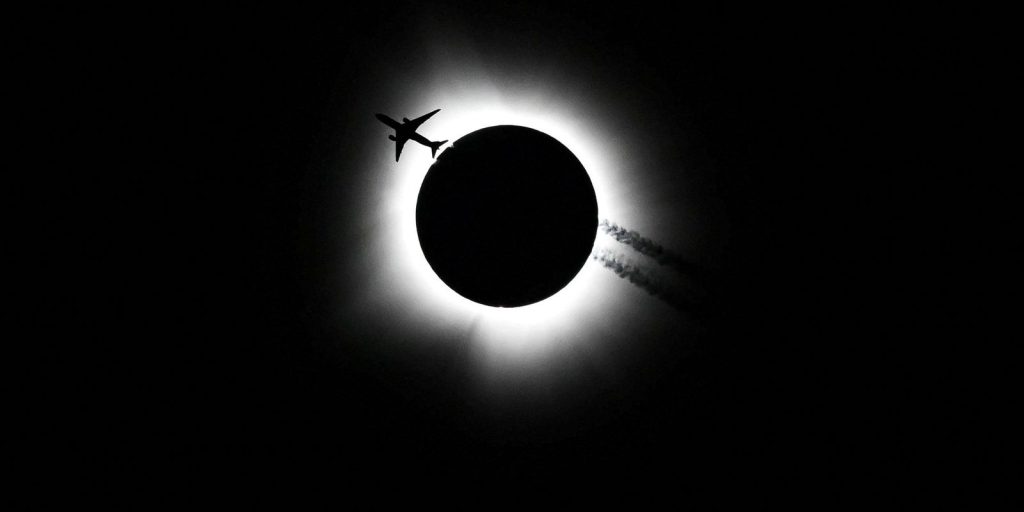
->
416 125 598 308
103 3 898 494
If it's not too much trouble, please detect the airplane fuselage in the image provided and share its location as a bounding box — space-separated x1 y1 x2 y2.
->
375 109 447 161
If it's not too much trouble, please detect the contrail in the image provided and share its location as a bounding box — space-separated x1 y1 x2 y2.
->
598 219 699 276
591 249 697 312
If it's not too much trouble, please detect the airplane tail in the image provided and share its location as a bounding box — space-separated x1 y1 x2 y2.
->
430 140 448 158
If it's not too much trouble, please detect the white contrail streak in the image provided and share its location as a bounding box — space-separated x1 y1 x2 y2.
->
598 219 699 276
591 249 697 312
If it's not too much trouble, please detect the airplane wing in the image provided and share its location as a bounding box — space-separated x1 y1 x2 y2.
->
394 136 407 162
405 108 441 130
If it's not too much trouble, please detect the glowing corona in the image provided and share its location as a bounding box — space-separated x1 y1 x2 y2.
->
349 66 658 373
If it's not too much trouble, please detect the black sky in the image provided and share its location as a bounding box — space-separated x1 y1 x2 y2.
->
27 2 1002 505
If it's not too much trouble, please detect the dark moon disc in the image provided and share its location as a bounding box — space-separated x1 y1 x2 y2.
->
416 125 598 308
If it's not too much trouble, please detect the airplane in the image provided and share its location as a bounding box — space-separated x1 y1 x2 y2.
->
375 109 448 162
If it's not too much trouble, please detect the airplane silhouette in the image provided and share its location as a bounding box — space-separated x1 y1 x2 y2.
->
375 109 448 162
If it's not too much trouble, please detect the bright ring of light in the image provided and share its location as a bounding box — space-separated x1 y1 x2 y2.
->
346 65 664 376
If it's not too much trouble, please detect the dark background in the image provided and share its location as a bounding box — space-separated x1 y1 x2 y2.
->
29 2 1002 505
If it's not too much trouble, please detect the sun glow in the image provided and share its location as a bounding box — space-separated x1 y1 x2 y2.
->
332 37 688 379
354 79 650 367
